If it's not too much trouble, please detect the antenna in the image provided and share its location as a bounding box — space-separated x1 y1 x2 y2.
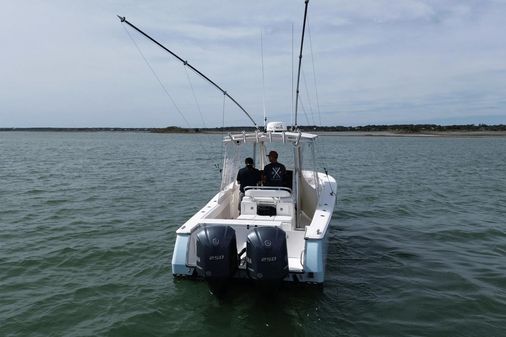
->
294 0 309 130
117 15 259 129
291 22 294 129
261 29 267 129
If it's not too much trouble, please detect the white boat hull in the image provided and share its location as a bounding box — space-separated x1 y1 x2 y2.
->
171 171 336 284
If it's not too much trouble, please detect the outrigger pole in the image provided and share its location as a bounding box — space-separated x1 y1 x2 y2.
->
293 0 309 130
117 15 259 129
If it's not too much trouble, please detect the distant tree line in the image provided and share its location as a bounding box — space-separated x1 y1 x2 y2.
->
305 124 506 132
153 124 506 133
0 127 152 132
2 124 505 133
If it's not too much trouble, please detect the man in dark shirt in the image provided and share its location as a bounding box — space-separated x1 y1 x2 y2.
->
263 150 286 187
237 157 261 194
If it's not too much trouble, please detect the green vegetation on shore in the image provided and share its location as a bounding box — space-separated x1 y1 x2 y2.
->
312 124 506 132
1 124 505 133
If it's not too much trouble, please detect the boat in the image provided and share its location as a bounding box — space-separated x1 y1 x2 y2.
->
171 122 337 285
119 0 337 286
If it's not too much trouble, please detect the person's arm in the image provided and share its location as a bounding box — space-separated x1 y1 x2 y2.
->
262 166 269 185
256 169 262 186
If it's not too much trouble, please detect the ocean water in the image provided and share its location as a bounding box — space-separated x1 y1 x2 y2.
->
1 132 505 337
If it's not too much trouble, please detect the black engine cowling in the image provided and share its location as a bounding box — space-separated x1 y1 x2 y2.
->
196 225 238 280
246 227 288 281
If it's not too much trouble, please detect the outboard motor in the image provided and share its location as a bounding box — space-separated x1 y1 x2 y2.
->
246 227 288 282
196 225 238 284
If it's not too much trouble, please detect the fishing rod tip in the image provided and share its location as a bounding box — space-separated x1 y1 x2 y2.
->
117 15 126 22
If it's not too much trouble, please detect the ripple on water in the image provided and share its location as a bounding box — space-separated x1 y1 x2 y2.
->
1 133 505 337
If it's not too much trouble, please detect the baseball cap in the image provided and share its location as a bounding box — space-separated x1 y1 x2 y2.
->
267 150 278 158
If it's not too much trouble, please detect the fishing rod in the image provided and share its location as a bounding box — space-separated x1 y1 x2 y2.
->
117 15 259 129
294 0 309 130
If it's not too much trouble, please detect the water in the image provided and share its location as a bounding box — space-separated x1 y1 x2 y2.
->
1 132 505 337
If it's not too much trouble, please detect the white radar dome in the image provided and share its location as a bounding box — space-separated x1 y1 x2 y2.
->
266 122 287 132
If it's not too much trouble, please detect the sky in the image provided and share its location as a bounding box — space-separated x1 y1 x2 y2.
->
1 0 505 128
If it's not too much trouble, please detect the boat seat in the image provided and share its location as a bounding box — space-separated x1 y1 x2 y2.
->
244 189 293 206
241 188 294 217
245 189 291 199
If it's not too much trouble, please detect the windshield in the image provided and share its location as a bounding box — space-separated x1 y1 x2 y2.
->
221 137 319 192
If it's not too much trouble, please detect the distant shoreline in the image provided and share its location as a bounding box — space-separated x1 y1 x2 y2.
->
0 127 153 132
316 130 506 137
1 126 506 137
